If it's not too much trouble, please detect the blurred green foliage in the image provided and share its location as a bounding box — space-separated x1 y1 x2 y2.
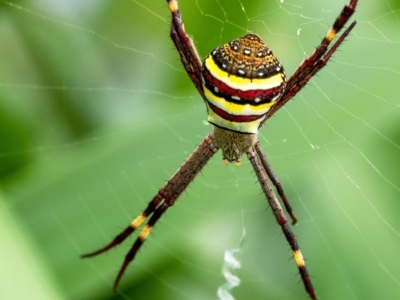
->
1 1 400 300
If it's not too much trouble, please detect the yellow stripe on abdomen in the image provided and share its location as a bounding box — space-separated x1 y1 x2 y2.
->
203 85 275 115
204 55 284 91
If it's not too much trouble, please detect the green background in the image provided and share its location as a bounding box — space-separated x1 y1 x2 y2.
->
1 0 400 299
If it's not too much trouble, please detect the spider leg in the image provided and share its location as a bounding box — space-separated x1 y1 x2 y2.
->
113 201 170 289
82 132 218 289
298 21 357 88
167 0 205 98
254 141 297 225
80 195 163 257
247 146 316 300
264 0 357 121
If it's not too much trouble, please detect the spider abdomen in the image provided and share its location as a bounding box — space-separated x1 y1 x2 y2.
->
202 33 286 134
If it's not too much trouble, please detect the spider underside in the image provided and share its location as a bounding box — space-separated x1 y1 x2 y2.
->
82 1 358 299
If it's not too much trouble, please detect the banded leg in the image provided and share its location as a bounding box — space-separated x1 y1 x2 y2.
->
264 0 357 121
167 0 205 99
247 146 316 300
254 141 297 225
82 132 218 289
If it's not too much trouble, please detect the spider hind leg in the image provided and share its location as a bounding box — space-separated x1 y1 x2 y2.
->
80 196 161 258
81 133 218 289
247 147 316 300
254 141 297 225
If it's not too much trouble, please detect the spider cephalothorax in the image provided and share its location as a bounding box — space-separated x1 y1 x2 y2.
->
82 1 358 299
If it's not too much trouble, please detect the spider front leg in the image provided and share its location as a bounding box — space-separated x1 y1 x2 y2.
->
167 0 205 98
265 0 357 120
82 132 218 289
247 146 316 300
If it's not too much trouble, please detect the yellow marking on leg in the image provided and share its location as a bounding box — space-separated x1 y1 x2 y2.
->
139 225 152 241
168 0 178 12
293 249 305 268
326 28 337 42
131 214 146 229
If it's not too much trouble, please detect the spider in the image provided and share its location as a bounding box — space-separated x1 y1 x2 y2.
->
82 1 358 299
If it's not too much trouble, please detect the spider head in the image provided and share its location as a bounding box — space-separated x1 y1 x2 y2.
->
202 33 286 134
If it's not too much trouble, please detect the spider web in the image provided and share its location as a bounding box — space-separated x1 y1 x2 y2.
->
1 0 400 299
